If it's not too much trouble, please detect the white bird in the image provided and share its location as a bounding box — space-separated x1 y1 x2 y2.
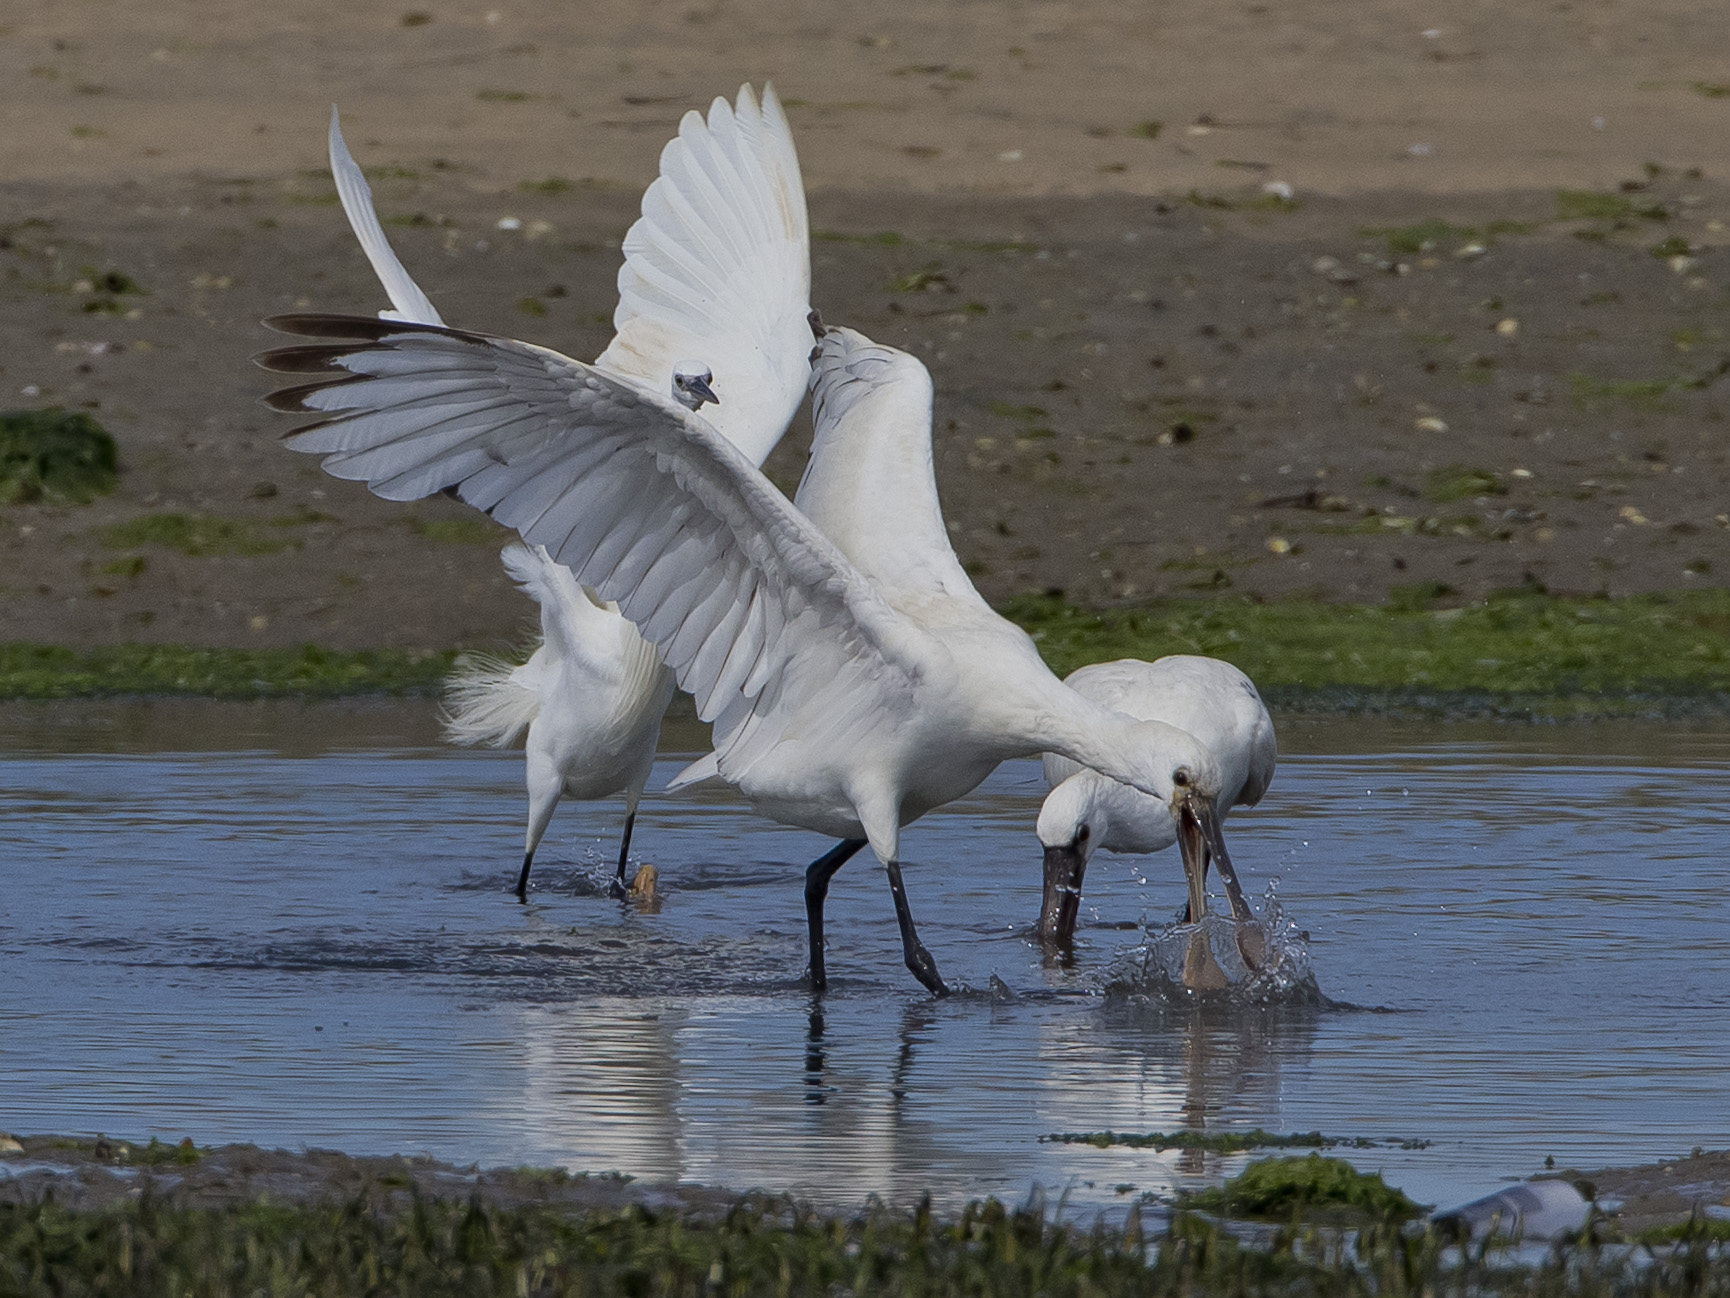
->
257 312 1231 996
323 85 812 896
1035 655 1276 968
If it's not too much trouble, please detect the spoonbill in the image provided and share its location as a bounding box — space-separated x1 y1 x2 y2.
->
323 85 811 897
1037 655 1276 980
257 310 1227 995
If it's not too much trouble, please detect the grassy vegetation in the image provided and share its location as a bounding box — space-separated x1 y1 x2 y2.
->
3 1184 1728 1297
6 590 1730 709
0 408 118 504
0 644 457 699
1005 589 1730 716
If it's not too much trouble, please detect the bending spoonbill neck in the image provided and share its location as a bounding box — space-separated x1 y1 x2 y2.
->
1037 654 1276 981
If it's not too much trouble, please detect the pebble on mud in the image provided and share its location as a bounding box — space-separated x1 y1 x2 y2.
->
0 1134 24 1155
1495 318 1519 335
1415 416 1449 433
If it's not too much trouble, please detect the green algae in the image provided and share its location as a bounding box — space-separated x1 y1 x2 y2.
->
0 644 457 700
97 511 330 557
1004 589 1730 716
1181 1154 1424 1221
1045 1129 1329 1153
0 408 118 504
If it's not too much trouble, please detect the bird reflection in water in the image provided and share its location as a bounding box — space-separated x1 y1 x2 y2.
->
512 990 1320 1206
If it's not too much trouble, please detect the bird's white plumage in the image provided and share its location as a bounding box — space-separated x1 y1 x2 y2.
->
263 320 1222 868
1038 655 1276 862
323 88 811 882
596 84 811 465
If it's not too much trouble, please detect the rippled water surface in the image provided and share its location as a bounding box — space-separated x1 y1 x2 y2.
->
2 701 1727 1213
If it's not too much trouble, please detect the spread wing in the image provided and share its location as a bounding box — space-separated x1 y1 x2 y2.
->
257 317 922 737
595 83 811 465
327 108 444 327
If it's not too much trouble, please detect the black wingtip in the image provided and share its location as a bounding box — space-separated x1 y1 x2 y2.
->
262 312 459 339
807 308 827 340
253 342 384 375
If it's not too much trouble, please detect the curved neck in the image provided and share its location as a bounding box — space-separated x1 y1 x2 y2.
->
1028 684 1188 800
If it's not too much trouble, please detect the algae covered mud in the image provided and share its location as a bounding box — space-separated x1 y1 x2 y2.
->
2 701 1726 1219
6 585 1730 715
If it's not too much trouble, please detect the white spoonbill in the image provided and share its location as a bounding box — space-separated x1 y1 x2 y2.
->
256 315 1226 996
324 85 812 896
1036 655 1276 968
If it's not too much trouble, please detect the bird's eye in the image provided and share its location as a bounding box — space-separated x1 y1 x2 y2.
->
1173 768 1190 787
1077 825 1091 843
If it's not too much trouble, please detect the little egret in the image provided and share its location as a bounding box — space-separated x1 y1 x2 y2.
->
324 85 811 896
259 310 1230 995
1036 656 1276 979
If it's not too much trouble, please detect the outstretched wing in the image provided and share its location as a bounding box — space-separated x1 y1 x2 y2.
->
595 83 811 466
257 317 921 734
328 107 444 326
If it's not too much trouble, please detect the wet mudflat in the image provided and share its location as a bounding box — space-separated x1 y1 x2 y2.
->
1 701 1726 1215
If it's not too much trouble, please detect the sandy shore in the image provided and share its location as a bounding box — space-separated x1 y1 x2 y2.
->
3 2 1730 651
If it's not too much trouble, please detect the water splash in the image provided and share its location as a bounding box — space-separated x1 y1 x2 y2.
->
1104 883 1322 1007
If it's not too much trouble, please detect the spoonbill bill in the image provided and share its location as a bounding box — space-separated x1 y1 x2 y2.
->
1037 655 1275 979
257 309 1227 996
323 85 811 896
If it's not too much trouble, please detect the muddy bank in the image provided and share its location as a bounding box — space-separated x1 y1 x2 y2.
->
3 1133 1725 1235
4 173 1730 654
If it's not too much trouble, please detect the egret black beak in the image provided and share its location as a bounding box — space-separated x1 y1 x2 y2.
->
1038 841 1087 948
686 374 720 407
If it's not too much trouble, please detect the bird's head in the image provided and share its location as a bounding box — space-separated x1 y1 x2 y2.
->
1035 773 1104 947
671 361 719 411
1114 721 1236 926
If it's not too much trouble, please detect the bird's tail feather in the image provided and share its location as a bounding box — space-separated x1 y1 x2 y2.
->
441 651 540 749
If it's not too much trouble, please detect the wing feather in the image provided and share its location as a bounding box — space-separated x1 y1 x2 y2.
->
328 108 444 327
595 83 811 466
258 317 922 739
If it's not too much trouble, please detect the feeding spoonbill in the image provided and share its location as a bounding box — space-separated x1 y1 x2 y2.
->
1036 655 1275 979
324 86 812 896
256 315 1226 996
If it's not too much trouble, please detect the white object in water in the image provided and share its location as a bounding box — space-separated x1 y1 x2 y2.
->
1036 656 1276 951
260 317 1223 996
1434 1178 1591 1241
443 545 674 891
323 85 812 896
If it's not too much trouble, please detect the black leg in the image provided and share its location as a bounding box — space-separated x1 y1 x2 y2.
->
884 861 950 997
610 811 638 898
514 850 534 902
804 838 867 990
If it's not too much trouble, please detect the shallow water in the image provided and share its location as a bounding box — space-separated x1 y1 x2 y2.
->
2 701 1727 1214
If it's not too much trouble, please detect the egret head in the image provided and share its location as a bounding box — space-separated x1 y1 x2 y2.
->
1035 773 1105 948
671 361 719 411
